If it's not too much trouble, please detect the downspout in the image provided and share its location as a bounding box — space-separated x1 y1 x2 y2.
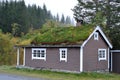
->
80 46 83 72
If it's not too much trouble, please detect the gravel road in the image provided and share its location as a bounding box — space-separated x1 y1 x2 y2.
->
0 73 47 80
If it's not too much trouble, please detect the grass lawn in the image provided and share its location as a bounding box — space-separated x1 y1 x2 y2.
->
0 65 120 80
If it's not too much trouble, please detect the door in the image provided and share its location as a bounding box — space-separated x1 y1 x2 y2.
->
112 52 120 73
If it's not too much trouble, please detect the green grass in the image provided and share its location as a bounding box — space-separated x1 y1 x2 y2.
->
17 25 95 45
32 25 94 45
0 65 120 80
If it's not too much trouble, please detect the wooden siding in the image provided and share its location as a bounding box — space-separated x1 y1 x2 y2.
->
25 47 80 72
112 52 120 73
83 31 109 71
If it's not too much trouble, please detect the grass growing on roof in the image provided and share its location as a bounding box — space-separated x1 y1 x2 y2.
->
32 25 94 44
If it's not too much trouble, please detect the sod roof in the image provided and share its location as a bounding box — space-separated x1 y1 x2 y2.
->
31 25 95 45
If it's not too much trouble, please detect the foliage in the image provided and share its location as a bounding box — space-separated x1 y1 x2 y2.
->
16 20 74 45
11 23 20 37
72 0 120 49
0 32 17 65
0 0 73 36
72 0 106 24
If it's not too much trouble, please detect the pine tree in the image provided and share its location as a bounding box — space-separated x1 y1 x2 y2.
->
60 14 65 24
0 0 55 36
65 16 71 24
56 13 60 22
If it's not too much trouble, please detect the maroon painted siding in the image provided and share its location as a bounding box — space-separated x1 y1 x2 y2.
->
112 52 120 73
83 31 109 71
25 47 80 72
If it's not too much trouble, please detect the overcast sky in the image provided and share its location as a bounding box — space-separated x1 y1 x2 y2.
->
24 0 78 19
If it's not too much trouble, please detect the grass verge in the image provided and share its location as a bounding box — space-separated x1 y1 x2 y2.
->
0 65 120 80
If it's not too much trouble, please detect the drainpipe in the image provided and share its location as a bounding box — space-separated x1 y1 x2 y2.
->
80 46 83 72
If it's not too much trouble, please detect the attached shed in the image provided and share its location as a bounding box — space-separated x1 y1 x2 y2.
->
110 50 120 73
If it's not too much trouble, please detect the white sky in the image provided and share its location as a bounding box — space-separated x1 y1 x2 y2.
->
24 0 78 19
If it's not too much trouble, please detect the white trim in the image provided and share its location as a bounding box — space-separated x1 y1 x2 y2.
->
111 50 120 53
82 26 112 49
80 46 83 72
111 52 113 71
23 47 25 66
59 48 67 62
108 48 110 69
98 49 107 61
32 48 46 60
17 48 20 66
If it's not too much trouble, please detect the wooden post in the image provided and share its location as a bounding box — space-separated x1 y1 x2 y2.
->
17 48 20 66
23 47 25 66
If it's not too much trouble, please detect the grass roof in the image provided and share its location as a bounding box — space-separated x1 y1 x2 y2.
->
31 25 95 45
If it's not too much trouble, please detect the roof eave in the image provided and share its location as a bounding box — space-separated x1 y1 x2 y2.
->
14 44 81 48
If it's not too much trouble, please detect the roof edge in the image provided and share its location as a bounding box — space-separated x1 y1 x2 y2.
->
111 50 120 52
14 44 81 48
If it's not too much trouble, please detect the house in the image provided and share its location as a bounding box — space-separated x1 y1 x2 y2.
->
15 26 112 73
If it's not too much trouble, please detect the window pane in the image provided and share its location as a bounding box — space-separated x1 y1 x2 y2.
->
37 50 40 53
62 51 66 58
41 53 45 57
62 53 65 58
102 53 105 58
34 50 36 53
33 53 36 57
41 50 45 53
37 53 40 57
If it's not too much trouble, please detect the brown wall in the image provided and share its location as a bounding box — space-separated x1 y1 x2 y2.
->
83 31 109 71
112 52 120 73
25 47 80 72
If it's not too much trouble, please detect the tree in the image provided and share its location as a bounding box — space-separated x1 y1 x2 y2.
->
60 14 65 24
72 0 107 24
72 0 120 49
11 23 20 37
0 0 55 36
65 16 71 24
56 13 60 22
107 0 120 49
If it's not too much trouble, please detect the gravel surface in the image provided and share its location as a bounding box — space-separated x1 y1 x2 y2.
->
0 73 47 80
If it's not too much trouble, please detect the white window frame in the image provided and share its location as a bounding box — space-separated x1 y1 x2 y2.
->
32 48 46 60
94 32 99 40
98 49 106 61
59 48 67 62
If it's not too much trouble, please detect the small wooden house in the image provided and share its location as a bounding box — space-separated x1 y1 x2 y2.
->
16 26 112 73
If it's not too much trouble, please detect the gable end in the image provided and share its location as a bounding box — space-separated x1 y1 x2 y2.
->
82 26 112 48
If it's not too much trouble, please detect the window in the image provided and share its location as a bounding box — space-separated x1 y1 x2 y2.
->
94 32 98 40
98 49 106 61
59 48 67 62
32 48 46 60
